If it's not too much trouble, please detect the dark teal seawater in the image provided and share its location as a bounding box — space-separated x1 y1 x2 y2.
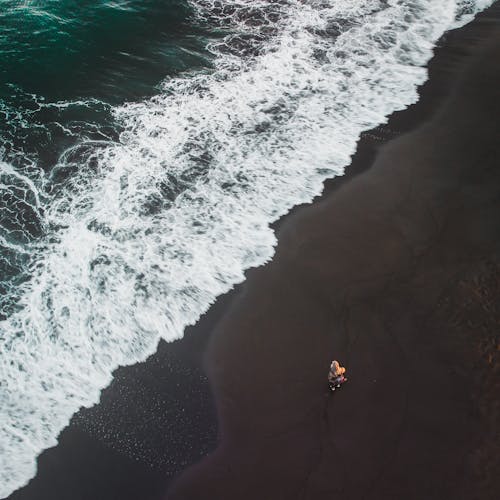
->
1 0 210 101
0 0 214 318
0 0 212 167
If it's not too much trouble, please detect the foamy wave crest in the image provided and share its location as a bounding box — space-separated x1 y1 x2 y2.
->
0 0 493 497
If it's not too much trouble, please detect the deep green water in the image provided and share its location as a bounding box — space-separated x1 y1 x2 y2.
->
0 0 210 101
0 0 214 318
0 0 212 168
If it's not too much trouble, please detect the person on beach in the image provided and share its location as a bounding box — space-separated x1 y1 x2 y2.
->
328 360 347 391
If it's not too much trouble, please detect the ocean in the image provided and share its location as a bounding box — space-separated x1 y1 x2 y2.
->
0 0 493 497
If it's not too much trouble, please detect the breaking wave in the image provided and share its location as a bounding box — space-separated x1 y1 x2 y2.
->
0 0 493 497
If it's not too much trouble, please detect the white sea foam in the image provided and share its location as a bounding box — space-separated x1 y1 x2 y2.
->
0 0 493 497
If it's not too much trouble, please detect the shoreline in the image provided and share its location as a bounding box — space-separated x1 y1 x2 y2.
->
8 4 500 500
169 4 500 499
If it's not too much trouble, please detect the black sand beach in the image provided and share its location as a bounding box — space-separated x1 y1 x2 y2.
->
168 5 500 500
8 3 500 500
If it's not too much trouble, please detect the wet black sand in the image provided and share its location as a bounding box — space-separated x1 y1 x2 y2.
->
168 5 500 500
8 3 500 500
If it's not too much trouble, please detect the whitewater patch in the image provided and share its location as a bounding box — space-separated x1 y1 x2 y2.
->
0 0 493 497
